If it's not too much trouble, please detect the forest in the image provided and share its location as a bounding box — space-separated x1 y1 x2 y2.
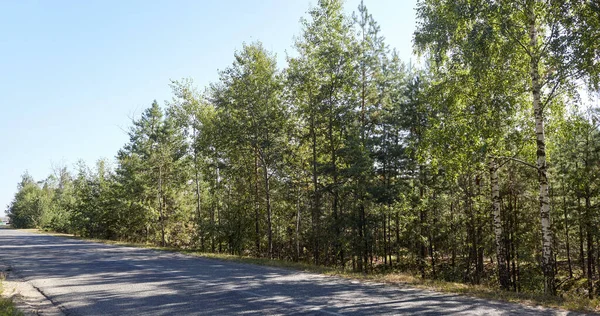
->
6 0 600 300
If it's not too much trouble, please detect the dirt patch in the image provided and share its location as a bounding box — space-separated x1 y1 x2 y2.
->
1 264 64 316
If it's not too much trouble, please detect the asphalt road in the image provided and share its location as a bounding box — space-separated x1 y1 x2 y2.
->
0 229 581 315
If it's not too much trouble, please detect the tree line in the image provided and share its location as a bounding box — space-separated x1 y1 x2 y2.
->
7 0 600 298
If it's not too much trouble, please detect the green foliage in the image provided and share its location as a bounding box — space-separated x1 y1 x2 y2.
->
6 173 51 229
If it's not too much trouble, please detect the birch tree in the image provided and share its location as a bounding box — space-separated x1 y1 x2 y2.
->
415 0 600 294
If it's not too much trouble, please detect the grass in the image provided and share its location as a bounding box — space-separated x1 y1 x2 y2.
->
19 228 600 314
0 276 22 316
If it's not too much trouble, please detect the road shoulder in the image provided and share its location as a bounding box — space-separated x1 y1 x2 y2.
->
1 263 64 316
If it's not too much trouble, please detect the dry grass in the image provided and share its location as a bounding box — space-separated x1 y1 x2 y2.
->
0 278 22 316
19 228 600 314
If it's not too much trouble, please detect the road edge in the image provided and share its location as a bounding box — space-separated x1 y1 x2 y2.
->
1 261 65 316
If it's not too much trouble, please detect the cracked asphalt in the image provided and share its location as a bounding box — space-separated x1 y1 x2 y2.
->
0 229 584 315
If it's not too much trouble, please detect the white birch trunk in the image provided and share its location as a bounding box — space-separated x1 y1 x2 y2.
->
528 2 555 294
490 159 509 290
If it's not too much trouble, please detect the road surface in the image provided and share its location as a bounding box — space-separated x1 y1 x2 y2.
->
0 229 580 315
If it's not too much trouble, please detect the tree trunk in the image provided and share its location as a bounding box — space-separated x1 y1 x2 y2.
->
513 192 521 292
429 225 436 279
361 203 368 272
388 210 392 268
262 164 273 259
430 192 437 279
383 214 388 267
586 196 594 299
296 187 301 262
216 163 221 253
210 200 215 253
193 128 203 251
563 182 573 278
396 209 401 264
579 196 586 277
311 113 320 265
490 160 510 290
419 166 426 279
158 165 166 248
255 152 261 255
194 166 203 248
329 107 341 268
528 4 555 295
450 198 456 268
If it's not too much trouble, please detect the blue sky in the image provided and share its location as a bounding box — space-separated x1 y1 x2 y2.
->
0 0 417 214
